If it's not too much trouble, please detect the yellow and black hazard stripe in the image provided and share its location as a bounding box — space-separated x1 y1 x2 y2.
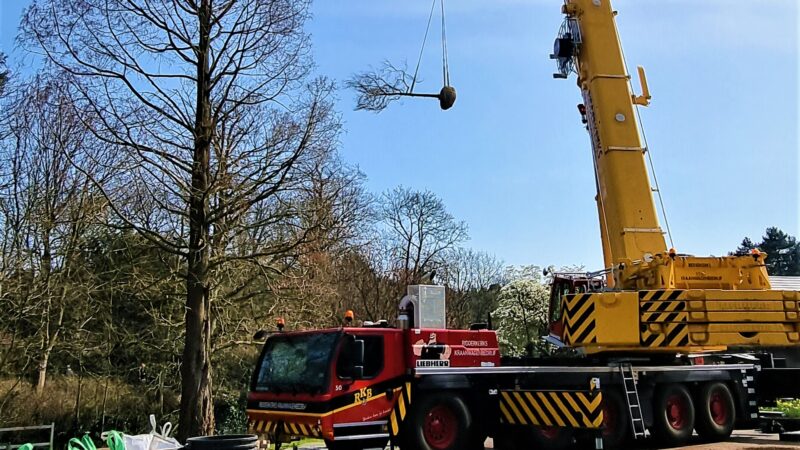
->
562 293 597 345
641 322 690 347
249 419 279 435
389 382 412 439
248 419 321 438
639 289 685 303
639 290 689 347
640 299 687 324
499 390 603 429
283 422 321 438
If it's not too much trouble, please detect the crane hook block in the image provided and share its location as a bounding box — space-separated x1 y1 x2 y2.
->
439 86 457 110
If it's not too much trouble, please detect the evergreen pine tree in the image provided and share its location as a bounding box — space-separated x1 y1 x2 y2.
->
733 228 800 276
759 228 800 276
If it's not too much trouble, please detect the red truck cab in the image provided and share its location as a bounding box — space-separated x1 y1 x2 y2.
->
246 286 500 449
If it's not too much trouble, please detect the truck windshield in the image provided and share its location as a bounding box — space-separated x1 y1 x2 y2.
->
252 331 340 394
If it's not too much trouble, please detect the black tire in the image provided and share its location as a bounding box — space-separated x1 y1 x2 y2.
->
652 383 695 446
695 382 735 441
601 388 630 449
401 392 473 450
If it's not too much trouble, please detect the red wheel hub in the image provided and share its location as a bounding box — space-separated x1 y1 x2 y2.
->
666 394 689 430
423 405 458 450
709 391 729 425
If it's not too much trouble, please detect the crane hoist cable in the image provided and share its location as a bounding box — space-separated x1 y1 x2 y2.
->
406 0 456 110
410 0 451 93
410 0 437 93
613 19 675 250
352 0 454 112
440 0 451 88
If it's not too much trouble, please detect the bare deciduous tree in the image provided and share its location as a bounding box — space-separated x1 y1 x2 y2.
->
439 248 503 328
347 62 415 112
0 73 107 394
346 61 455 113
0 53 8 97
339 239 397 323
22 0 339 438
381 187 468 286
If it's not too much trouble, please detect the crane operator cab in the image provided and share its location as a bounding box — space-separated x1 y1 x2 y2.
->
547 271 604 347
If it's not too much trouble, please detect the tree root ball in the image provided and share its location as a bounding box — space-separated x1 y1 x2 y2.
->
438 86 457 110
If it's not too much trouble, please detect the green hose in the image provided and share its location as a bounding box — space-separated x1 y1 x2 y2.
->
67 434 97 450
104 431 126 450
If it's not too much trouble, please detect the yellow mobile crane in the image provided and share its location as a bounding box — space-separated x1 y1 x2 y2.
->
246 3 800 450
547 0 800 354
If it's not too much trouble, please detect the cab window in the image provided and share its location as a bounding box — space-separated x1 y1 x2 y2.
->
336 335 384 379
361 335 383 377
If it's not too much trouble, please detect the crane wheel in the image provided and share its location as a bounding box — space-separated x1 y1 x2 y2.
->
402 392 473 450
600 388 630 449
695 382 735 441
652 383 695 446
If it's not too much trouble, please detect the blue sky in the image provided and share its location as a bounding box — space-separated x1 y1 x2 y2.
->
2 0 798 270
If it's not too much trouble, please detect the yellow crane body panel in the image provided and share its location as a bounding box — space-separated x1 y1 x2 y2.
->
562 289 800 353
617 253 772 292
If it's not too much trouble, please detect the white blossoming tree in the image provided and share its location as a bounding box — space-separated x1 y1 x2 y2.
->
492 278 550 357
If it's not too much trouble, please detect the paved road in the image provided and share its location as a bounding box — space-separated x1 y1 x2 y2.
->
481 430 800 449
662 430 800 449
293 430 800 449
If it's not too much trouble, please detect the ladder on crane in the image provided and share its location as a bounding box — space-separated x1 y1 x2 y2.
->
619 363 647 439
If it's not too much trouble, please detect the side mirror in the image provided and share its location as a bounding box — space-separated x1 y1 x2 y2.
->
253 330 267 340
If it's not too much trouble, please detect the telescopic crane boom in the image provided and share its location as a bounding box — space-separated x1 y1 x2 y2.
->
554 0 666 278
548 0 798 353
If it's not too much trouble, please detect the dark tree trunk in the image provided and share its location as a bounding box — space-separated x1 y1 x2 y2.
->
73 358 83 428
178 0 215 440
